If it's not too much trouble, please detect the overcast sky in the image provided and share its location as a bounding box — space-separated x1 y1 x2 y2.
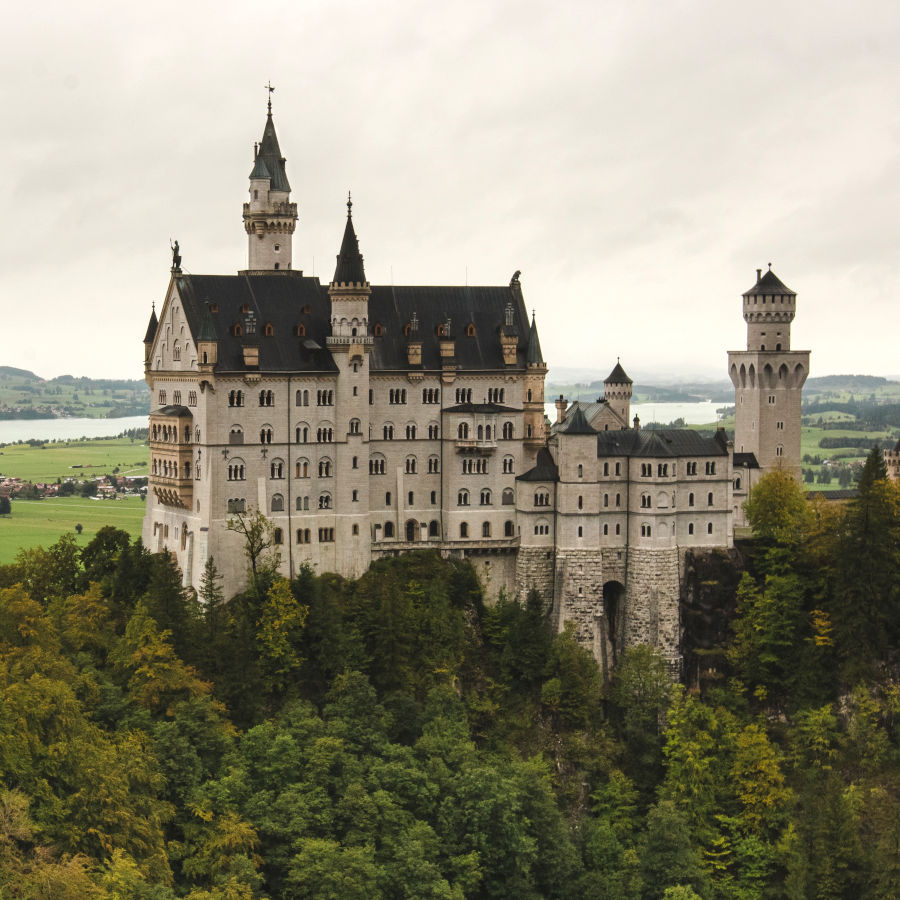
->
2 0 898 382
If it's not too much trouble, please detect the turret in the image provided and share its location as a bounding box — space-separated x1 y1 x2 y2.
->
604 360 633 426
327 195 371 350
143 304 158 370
524 311 548 448
242 94 298 271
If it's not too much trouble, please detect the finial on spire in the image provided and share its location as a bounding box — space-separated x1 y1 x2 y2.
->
768 261 772 271
347 190 353 217
265 81 275 115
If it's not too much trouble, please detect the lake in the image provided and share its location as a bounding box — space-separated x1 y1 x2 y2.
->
0 415 149 444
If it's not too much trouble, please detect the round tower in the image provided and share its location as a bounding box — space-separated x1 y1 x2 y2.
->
242 93 298 271
604 360 633 426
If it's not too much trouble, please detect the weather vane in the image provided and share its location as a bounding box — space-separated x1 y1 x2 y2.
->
265 81 275 114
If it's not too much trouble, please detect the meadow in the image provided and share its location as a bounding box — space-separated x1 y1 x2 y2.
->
0 438 148 482
0 496 145 563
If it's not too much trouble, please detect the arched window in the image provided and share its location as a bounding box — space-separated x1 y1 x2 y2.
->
264 323 274 336
502 487 514 505
504 520 514 537
429 520 440 538
374 322 383 337
459 522 469 538
270 459 284 479
707 492 714 506
466 322 476 337
229 426 243 445
477 424 484 441
428 456 440 474
482 521 491 537
260 426 273 444
458 422 469 439
383 424 394 440
296 459 309 478
318 459 332 478
318 493 332 510
271 494 284 512
369 455 386 475
405 456 417 474
458 489 470 506
707 522 713 534
296 424 309 443
480 489 492 506
406 423 417 439
688 523 694 535
688 492 695 507
384 521 394 538
233 323 243 337
349 418 361 435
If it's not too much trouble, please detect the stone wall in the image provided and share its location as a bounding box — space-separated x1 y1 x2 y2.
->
623 547 682 669
515 546 555 611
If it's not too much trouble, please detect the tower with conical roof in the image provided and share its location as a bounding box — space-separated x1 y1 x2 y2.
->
242 94 298 271
524 311 548 450
728 266 810 480
604 360 632 426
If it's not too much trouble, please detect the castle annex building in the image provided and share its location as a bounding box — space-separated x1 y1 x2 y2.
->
143 104 809 670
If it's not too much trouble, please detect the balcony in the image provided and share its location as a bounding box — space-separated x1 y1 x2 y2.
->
150 474 193 508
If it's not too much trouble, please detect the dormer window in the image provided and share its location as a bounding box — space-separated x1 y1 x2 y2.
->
374 322 384 337
209 303 218 313
436 324 446 337
233 323 243 337
403 322 412 337
466 322 476 337
265 323 274 336
302 304 312 315
295 323 306 337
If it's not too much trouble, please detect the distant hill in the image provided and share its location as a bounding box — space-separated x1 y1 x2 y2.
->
0 367 149 420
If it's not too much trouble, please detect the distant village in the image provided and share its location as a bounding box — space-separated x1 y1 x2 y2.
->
0 472 147 503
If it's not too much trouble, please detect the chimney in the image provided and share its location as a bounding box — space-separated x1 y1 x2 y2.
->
633 415 640 431
555 394 568 424
756 268 762 283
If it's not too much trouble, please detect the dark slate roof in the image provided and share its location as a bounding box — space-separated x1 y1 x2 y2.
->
368 284 530 371
605 361 632 383
517 447 559 482
595 428 729 459
733 452 759 468
172 274 531 374
249 155 271 180
252 113 291 192
153 404 192 418
744 268 795 297
196 302 216 341
558 406 596 435
526 314 544 365
444 402 519 413
175 273 338 373
332 210 367 285
143 307 158 344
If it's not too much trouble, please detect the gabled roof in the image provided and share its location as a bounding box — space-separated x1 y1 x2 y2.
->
171 274 531 374
143 307 158 344
526 314 544 365
332 206 367 285
595 428 729 459
517 447 559 482
744 268 795 297
252 112 291 192
605 361 632 384
196 302 216 342
557 405 595 435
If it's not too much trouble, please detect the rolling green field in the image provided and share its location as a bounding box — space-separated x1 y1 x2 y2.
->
0 438 148 482
0 496 145 563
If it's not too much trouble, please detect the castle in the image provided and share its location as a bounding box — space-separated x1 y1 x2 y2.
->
142 103 809 670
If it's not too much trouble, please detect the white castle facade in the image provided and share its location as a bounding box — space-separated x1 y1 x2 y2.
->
143 105 809 669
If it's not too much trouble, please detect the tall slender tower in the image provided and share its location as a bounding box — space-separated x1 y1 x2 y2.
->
242 93 298 271
728 266 810 480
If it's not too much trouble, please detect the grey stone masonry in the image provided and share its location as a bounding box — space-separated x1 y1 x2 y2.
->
623 547 682 669
515 546 555 610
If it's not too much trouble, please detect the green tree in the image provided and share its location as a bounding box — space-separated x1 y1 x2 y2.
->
227 506 280 595
743 470 812 547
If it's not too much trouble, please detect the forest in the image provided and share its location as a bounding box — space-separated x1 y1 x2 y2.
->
0 450 897 898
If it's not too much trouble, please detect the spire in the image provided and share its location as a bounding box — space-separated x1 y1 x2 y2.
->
332 193 367 285
143 304 158 344
250 92 290 192
526 311 544 365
